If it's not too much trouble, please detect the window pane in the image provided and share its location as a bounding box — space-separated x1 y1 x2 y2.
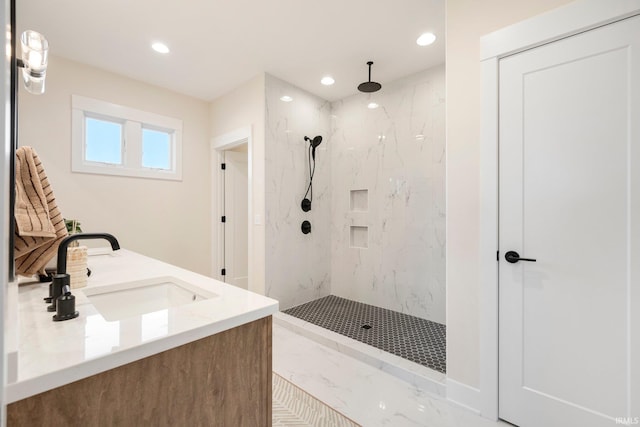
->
142 128 171 170
85 117 123 164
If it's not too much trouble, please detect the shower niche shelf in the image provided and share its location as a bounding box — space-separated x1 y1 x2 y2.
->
350 226 368 249
350 189 368 212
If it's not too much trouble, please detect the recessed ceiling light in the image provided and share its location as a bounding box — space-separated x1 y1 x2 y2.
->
280 95 293 102
321 76 335 86
367 102 379 109
416 33 437 47
151 42 170 54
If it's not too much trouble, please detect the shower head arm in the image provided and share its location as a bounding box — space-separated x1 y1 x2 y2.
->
357 61 381 93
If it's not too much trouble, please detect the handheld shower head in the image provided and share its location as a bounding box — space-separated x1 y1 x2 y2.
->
304 135 323 160
301 134 324 212
304 135 323 148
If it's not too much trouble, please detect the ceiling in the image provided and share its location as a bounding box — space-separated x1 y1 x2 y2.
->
17 0 445 102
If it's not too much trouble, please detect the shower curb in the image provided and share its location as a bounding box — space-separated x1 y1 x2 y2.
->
274 312 447 398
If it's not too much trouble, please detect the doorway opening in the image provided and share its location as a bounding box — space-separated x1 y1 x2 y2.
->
211 127 252 290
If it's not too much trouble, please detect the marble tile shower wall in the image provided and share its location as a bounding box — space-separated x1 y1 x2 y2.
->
330 66 446 324
265 74 332 310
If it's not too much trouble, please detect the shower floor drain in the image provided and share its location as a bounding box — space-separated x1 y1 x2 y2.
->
283 295 446 373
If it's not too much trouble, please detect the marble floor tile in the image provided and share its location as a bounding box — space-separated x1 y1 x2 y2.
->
274 312 445 397
273 372 360 426
273 324 510 427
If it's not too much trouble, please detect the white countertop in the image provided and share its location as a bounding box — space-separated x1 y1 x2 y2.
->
6 249 278 404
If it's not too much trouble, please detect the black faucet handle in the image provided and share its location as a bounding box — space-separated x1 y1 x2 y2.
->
53 290 79 322
47 274 70 313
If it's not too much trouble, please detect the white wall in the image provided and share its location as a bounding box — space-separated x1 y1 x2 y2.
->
18 56 212 275
446 0 574 388
330 66 446 323
264 74 331 309
209 74 266 295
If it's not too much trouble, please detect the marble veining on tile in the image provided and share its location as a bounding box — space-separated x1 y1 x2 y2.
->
330 66 446 324
273 324 508 427
265 66 446 325
265 74 332 310
274 312 446 398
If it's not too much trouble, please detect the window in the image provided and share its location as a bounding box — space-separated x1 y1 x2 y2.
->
85 117 123 165
142 128 171 170
72 95 182 180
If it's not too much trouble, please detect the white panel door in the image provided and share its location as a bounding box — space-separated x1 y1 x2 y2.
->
224 150 249 289
499 15 640 427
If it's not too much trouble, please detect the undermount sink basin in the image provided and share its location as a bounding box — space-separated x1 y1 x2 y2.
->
82 276 217 321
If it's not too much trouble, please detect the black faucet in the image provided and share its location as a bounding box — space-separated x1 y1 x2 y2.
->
47 233 120 321
56 233 120 275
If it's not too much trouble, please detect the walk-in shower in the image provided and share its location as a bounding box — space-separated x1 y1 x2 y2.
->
265 65 446 376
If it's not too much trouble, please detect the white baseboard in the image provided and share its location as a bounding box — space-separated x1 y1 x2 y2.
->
446 378 481 414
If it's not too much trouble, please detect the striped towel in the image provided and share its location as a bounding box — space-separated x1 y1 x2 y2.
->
14 146 68 276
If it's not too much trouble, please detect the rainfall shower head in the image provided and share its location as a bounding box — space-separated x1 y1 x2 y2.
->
358 61 382 93
304 135 323 148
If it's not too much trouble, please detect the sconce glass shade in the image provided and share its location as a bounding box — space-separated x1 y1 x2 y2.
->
20 30 49 95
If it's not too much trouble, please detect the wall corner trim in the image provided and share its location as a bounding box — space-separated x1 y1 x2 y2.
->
480 0 640 60
446 378 482 416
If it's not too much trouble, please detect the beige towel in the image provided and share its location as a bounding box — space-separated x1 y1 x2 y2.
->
14 146 68 276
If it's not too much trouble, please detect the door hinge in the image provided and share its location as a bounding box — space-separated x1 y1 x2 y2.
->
221 268 226 276
497 251 499 261
221 216 226 223
221 163 226 170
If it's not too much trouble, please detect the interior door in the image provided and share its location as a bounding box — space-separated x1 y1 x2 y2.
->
223 150 249 289
499 15 640 427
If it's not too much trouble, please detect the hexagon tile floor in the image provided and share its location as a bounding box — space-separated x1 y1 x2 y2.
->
283 295 446 373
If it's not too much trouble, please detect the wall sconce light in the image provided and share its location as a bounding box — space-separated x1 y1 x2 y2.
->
17 30 49 95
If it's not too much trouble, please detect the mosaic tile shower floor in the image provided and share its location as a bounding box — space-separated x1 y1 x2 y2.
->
283 295 446 373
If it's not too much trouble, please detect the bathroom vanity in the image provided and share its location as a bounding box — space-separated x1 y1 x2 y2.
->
5 249 278 426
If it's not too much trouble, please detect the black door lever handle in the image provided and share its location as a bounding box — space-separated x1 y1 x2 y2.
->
505 251 536 263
